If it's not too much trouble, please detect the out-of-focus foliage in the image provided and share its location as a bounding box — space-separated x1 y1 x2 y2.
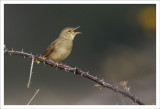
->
137 6 156 38
127 5 156 39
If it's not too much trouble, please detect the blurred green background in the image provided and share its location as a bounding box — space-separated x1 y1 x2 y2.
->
4 4 156 105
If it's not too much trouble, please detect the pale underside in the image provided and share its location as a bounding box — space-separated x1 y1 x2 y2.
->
43 38 73 62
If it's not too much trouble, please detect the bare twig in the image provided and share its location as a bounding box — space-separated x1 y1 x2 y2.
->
27 57 34 88
4 49 145 105
27 89 40 105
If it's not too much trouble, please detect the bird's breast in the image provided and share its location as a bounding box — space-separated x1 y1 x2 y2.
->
49 44 72 62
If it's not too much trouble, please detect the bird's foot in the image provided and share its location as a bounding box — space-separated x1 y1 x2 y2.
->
58 62 68 66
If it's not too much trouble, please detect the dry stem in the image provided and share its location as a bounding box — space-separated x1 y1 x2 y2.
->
27 58 34 88
27 89 40 105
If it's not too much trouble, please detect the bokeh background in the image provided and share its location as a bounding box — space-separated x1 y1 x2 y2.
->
4 4 156 105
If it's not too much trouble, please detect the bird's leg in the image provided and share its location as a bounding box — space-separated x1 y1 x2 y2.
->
58 61 66 66
48 59 59 66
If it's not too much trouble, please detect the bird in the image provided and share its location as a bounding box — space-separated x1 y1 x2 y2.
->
41 26 81 63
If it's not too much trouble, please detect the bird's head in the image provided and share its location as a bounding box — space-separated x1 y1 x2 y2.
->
60 26 81 40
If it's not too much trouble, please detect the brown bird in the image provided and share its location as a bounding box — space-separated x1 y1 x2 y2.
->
41 26 81 63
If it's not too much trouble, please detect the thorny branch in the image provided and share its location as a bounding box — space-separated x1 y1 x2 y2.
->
4 49 145 105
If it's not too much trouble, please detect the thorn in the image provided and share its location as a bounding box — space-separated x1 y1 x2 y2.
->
74 68 77 74
80 73 83 76
84 71 89 74
66 66 70 70
75 67 77 70
73 67 78 75
31 52 32 55
76 67 79 71
101 78 104 82
11 48 13 51
102 81 105 84
54 62 59 69
64 67 68 72
134 99 137 102
126 87 131 92
23 56 26 58
39 55 42 58
22 48 24 52
43 62 45 65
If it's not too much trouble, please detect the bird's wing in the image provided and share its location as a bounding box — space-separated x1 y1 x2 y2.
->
43 40 57 57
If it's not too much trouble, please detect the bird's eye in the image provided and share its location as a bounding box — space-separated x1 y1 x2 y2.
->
68 30 71 32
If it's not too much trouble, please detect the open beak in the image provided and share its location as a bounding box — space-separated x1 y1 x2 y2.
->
73 26 82 35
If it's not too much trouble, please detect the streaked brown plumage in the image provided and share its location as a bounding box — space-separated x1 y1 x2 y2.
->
42 26 81 62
